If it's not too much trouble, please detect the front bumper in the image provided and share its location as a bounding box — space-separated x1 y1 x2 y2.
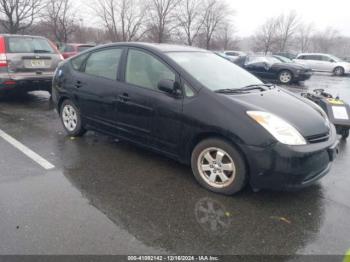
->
295 71 313 81
243 125 339 190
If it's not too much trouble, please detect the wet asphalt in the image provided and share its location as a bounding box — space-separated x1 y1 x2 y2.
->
0 73 349 256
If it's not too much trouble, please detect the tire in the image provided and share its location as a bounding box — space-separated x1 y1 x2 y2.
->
334 67 345 76
60 99 86 137
278 70 293 84
191 138 247 195
341 129 349 139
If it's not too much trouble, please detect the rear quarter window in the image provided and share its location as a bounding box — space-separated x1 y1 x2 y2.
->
7 37 55 54
71 53 89 71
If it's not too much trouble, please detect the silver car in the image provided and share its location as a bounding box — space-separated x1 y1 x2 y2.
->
0 34 63 94
294 53 350 76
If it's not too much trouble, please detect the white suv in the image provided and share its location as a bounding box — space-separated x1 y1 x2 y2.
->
294 53 350 76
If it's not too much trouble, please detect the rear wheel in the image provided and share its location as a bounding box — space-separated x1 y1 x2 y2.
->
334 67 345 76
278 70 293 84
60 99 86 137
191 138 247 195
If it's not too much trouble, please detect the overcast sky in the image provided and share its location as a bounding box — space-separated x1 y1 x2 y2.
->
232 0 350 36
80 0 350 37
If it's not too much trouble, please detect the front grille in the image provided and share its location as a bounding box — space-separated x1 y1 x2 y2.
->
307 132 330 144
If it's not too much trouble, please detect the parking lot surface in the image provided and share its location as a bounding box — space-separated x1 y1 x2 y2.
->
0 73 350 255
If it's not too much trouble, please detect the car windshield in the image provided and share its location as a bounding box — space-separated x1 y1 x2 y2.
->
7 37 55 54
275 56 292 63
245 56 276 66
167 52 262 91
329 55 343 62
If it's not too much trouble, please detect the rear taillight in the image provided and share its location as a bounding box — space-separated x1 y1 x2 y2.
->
0 53 8 67
0 36 8 67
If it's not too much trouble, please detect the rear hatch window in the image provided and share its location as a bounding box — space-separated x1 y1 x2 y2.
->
7 37 55 54
5 37 61 74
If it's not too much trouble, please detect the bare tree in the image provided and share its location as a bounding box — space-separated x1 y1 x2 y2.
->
253 17 278 54
275 11 299 52
176 0 203 46
146 0 181 43
201 0 231 50
0 0 43 33
44 0 76 43
296 22 314 52
215 22 237 50
118 0 147 41
312 27 339 53
92 0 147 42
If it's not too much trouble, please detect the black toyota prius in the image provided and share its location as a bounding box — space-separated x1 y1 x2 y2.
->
52 43 338 195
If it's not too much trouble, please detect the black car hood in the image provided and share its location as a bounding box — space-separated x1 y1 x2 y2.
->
271 62 309 71
227 88 330 138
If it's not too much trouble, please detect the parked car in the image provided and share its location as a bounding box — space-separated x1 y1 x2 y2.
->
0 34 63 94
235 55 312 84
213 51 234 62
60 43 95 59
273 55 312 70
52 43 338 195
224 50 246 62
294 53 350 76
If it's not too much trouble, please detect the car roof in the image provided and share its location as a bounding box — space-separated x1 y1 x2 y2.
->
94 42 208 53
0 34 47 39
297 53 332 56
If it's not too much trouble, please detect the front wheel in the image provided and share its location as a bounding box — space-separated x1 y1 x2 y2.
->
334 67 345 76
60 99 86 137
278 70 293 84
341 129 349 139
191 138 247 195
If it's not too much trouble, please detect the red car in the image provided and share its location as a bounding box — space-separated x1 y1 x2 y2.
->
60 43 95 59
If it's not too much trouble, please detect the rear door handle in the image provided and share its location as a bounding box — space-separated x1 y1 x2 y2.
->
118 93 130 102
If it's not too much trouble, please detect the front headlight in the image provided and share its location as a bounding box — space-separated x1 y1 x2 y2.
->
247 111 307 145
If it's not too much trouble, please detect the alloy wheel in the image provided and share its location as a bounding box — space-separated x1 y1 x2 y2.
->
62 105 78 132
279 71 292 84
197 147 236 189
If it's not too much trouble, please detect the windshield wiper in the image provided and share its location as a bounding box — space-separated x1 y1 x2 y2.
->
215 88 247 94
34 49 51 53
238 84 275 91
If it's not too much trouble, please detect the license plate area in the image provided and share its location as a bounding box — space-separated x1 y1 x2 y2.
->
332 106 349 120
24 59 51 69
31 60 46 67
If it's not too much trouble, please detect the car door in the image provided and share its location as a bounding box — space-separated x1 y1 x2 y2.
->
116 48 183 155
72 47 124 133
319 55 334 72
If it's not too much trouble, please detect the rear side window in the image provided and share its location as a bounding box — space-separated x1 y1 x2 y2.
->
126 49 175 90
62 45 75 52
7 37 55 54
84 48 122 80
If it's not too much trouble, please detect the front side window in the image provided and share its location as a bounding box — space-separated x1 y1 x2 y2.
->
126 49 175 90
7 37 55 54
84 49 122 80
168 52 262 91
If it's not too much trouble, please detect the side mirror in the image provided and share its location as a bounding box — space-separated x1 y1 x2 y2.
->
158 79 180 95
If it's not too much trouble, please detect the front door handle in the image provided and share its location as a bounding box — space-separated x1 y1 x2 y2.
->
75 80 83 88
